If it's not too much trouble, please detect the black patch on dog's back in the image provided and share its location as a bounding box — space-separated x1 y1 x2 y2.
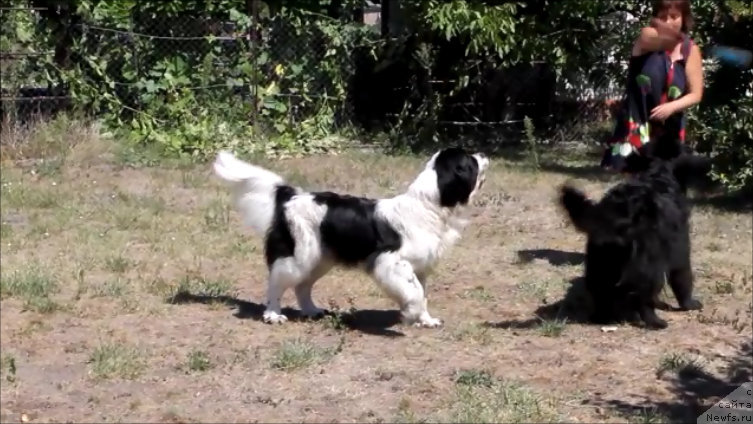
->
313 192 402 267
264 185 298 268
433 147 480 208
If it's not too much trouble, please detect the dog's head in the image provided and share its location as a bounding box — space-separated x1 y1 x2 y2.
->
409 147 490 208
624 134 712 191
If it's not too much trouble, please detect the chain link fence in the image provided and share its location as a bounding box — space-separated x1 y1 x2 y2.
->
0 1 659 150
1 4 69 128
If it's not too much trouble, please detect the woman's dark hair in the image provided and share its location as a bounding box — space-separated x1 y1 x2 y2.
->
652 0 694 32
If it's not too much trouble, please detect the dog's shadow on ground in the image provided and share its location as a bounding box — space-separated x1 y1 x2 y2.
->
594 341 753 422
516 249 586 267
168 292 405 337
485 274 697 330
484 276 593 329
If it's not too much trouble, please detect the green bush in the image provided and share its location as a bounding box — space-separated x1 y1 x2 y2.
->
3 1 376 159
690 10 753 191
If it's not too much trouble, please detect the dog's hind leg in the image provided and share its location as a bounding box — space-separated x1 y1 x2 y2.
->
294 263 332 318
264 258 308 324
625 267 668 329
370 253 441 328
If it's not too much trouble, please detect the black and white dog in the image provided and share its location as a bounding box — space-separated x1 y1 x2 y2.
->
213 148 490 328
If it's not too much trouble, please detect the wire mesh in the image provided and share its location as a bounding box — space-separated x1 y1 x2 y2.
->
0 4 69 128
0 1 729 149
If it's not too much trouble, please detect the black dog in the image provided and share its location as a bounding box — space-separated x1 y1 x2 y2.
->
559 137 709 329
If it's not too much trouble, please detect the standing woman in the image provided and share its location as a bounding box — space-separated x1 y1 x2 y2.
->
602 0 704 170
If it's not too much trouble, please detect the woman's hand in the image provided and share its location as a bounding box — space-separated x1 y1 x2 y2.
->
650 101 681 121
636 20 683 54
649 18 683 41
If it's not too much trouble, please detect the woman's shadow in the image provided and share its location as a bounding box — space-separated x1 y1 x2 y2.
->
168 291 405 337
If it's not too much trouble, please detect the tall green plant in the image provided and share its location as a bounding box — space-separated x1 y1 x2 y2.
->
14 0 379 159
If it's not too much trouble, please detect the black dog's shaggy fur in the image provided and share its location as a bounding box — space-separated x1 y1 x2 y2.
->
559 136 710 329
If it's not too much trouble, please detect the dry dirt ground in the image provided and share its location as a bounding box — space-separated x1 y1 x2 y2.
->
1 126 751 423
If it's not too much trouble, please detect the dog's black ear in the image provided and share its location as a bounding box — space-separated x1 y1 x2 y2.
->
433 147 480 208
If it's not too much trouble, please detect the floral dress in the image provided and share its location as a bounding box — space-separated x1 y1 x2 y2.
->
602 35 693 170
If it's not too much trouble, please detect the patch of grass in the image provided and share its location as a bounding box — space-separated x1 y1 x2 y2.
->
455 368 496 388
394 397 428 424
2 354 18 383
696 307 749 332
624 407 671 424
517 279 553 301
463 286 494 302
103 253 134 274
0 114 98 162
0 263 60 313
17 318 49 336
184 349 213 373
449 322 492 345
320 298 356 332
180 167 205 189
656 351 706 379
146 276 173 297
284 168 310 188
447 368 559 423
110 206 154 232
0 220 14 240
537 317 567 337
223 237 257 258
269 337 344 372
34 157 66 178
87 341 145 380
321 312 348 332
90 277 130 298
172 274 235 299
714 280 735 295
203 198 231 232
1 182 62 210
113 189 167 215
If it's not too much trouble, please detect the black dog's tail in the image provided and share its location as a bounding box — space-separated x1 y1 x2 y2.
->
559 184 601 234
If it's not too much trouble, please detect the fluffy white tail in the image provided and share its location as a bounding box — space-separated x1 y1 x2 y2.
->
213 150 289 236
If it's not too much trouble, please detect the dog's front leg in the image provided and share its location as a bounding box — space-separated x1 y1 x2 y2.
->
371 254 442 328
667 264 703 312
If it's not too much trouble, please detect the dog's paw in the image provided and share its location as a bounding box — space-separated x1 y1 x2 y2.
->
414 315 443 328
644 317 668 330
679 298 703 311
263 310 289 324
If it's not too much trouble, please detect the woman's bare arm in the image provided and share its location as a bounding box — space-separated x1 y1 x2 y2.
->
633 19 683 55
672 44 704 110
